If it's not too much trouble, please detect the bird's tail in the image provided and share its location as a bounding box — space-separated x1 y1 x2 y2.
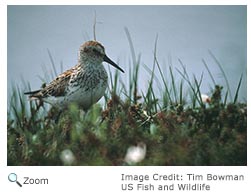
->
24 90 41 95
24 90 41 100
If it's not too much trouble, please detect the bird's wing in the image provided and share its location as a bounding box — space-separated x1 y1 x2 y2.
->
26 65 79 99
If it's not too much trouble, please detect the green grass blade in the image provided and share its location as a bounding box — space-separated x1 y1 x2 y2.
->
223 91 228 107
47 49 58 78
169 66 177 103
193 74 204 107
209 50 232 101
179 81 183 105
124 27 136 66
233 73 243 104
202 59 216 86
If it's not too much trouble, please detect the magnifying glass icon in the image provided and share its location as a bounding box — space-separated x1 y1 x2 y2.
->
8 173 22 187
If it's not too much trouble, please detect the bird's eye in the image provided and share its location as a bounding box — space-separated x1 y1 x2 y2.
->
92 48 99 53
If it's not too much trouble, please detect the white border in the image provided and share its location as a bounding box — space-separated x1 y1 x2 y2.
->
1 1 249 195
0 1 7 166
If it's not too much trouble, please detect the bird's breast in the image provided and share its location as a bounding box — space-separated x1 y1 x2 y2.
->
65 66 108 109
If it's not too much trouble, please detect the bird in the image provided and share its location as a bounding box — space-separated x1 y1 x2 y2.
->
24 40 124 112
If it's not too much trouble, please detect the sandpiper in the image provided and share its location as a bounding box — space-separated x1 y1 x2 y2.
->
24 40 124 110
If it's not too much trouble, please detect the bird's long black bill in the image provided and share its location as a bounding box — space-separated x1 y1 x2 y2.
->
104 55 124 73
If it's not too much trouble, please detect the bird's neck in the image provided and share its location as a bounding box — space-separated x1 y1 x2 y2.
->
79 58 103 70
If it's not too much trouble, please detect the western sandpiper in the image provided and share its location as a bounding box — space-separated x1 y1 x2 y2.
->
24 40 124 111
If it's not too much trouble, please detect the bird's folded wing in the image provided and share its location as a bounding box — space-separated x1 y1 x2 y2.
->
27 66 77 99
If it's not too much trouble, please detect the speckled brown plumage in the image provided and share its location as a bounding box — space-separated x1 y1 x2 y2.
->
25 40 124 110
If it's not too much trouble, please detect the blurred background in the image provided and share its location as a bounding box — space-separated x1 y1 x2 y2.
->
7 5 247 102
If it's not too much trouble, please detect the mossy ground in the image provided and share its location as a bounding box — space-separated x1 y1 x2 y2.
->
7 85 247 166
